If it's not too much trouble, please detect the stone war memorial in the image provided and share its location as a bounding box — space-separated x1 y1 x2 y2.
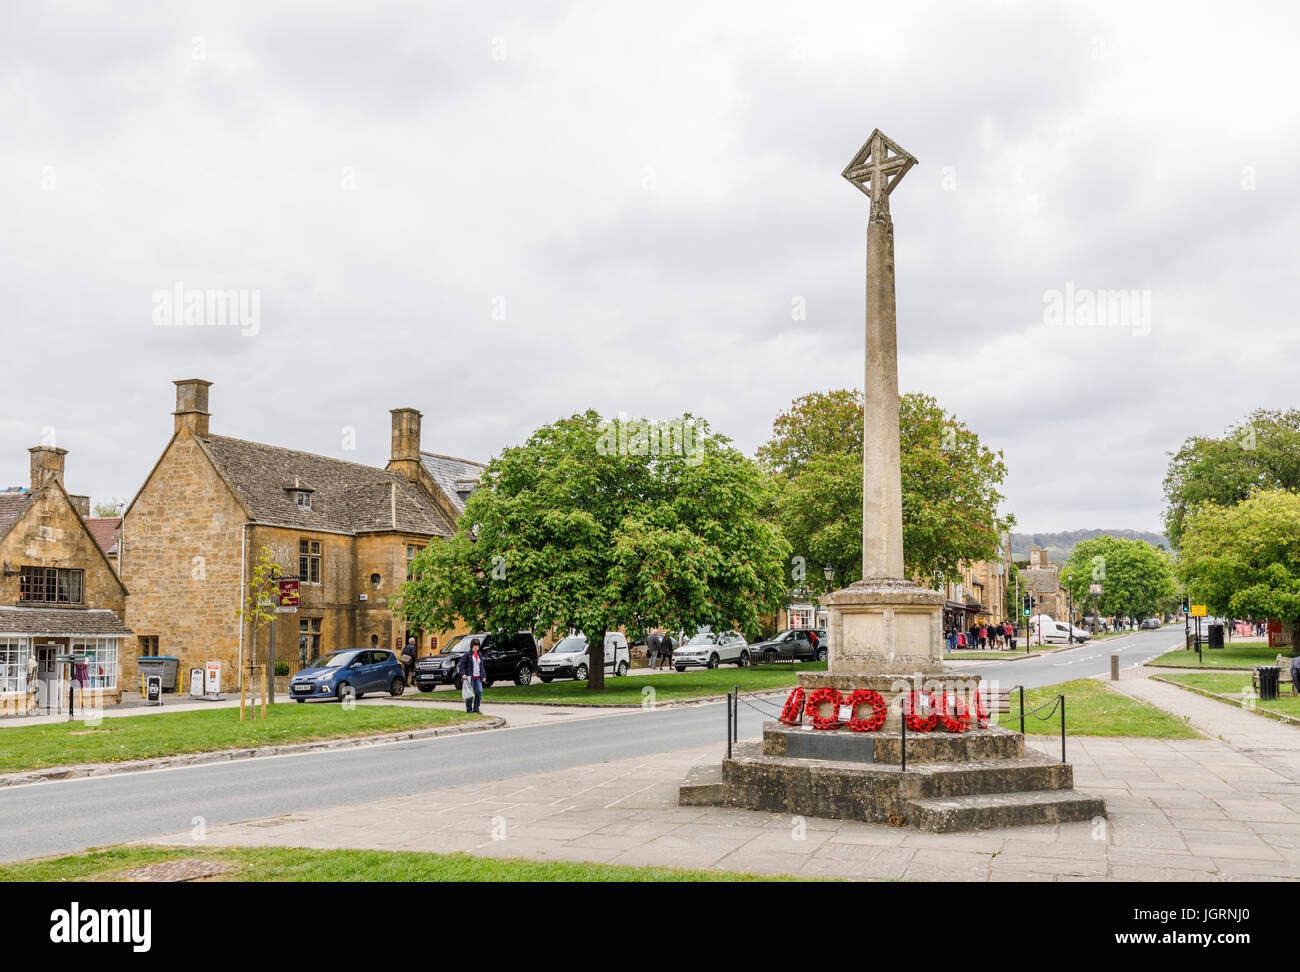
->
680 130 1105 832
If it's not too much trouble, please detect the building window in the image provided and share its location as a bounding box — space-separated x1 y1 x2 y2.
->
299 539 322 584
0 638 31 695
74 637 118 691
406 544 424 581
19 566 84 604
139 636 159 658
294 491 312 510
299 618 322 666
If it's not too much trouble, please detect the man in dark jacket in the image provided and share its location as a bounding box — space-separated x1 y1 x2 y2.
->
646 630 663 669
456 639 486 713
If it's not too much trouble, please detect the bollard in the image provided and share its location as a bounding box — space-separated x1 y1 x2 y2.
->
1111 654 1120 681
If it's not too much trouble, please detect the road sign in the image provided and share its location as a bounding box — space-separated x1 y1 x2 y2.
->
1190 604 1207 617
1089 584 1103 595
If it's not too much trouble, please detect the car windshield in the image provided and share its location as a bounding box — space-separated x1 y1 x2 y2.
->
551 636 587 653
686 633 719 646
441 636 473 654
310 651 354 669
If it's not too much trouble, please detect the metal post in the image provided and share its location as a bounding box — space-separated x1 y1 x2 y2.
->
1197 616 1202 665
726 690 732 759
900 699 907 773
1019 686 1025 735
1060 696 1066 764
733 684 739 743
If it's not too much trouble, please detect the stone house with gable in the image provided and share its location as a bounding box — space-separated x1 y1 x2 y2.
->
120 379 481 695
0 445 132 713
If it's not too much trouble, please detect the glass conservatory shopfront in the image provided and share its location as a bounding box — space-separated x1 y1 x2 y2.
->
0 608 131 716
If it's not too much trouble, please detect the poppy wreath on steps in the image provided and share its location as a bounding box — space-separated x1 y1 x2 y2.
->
937 692 971 733
804 686 846 730
973 690 991 729
845 688 888 733
902 691 940 732
779 687 806 726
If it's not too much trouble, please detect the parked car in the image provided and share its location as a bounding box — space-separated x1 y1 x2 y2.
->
413 631 538 691
672 630 750 670
1140 618 1161 630
290 649 407 702
1033 619 1092 644
749 628 827 663
538 632 630 682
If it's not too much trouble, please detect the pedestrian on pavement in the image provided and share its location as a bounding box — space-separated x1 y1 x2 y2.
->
457 638 486 714
807 629 821 659
661 633 676 669
646 630 663 668
1290 653 1300 697
26 652 39 710
402 637 417 685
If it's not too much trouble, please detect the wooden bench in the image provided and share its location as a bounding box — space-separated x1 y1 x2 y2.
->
975 686 1014 725
1252 655 1297 695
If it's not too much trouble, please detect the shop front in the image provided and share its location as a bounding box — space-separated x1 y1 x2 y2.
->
0 608 130 716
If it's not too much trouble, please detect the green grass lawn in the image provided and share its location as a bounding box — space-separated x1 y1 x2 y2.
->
1161 671 1300 719
0 845 808 883
1149 643 1286 670
405 661 828 705
987 679 1199 738
0 704 483 774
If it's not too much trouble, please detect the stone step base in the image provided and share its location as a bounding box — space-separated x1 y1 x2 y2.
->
678 763 724 807
905 752 1074 798
904 790 1106 833
763 721 1024 764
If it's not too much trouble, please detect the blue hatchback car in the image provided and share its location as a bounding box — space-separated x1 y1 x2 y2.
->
289 648 407 703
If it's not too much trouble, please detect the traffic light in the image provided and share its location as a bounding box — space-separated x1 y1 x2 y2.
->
1022 594 1032 617
1180 594 1190 614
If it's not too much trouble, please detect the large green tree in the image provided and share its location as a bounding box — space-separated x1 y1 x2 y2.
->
760 389 1013 593
395 411 789 690
1177 489 1300 645
1163 408 1300 548
1059 535 1177 622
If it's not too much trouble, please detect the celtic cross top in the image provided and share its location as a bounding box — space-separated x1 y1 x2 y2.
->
841 129 917 216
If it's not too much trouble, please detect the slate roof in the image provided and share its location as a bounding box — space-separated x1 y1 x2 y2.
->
85 517 121 556
198 435 454 537
0 490 33 541
419 453 485 516
0 607 133 637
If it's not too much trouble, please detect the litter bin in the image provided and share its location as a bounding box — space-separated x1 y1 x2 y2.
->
1208 623 1224 650
1257 665 1280 701
138 656 181 693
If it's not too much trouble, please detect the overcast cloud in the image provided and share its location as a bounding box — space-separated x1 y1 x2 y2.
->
2 0 1297 533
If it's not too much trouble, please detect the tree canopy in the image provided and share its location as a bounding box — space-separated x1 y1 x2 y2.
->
759 389 1013 593
1177 489 1300 641
1059 534 1177 621
395 410 790 689
1162 408 1300 548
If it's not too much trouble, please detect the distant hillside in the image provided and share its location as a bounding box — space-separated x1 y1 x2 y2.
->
1010 530 1169 563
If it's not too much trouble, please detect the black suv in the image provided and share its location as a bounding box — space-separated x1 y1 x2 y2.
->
413 631 538 691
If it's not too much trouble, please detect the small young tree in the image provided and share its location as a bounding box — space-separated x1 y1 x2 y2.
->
237 545 279 720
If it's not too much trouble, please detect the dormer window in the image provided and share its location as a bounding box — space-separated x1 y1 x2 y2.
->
284 478 316 511
294 491 312 510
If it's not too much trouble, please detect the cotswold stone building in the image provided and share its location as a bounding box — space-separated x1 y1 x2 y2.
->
120 379 481 694
0 446 132 713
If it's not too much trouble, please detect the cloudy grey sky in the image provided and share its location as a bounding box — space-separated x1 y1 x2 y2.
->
2 1 1297 533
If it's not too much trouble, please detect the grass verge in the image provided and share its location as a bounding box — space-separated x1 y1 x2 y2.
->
1149 644 1282 670
0 845 808 883
987 679 1199 738
0 704 483 774
1160 671 1300 721
405 662 828 705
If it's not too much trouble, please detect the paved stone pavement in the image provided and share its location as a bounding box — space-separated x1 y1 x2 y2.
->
148 729 1300 881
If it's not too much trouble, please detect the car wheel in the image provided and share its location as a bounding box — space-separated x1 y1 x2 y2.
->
390 677 405 697
737 650 750 668
337 682 355 703
575 663 589 681
707 654 719 669
515 664 532 687
616 660 628 677
294 698 304 703
675 666 686 672
540 676 553 683
817 647 828 662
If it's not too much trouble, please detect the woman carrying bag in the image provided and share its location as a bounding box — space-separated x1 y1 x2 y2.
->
457 638 486 714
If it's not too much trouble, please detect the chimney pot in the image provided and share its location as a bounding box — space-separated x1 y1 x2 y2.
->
29 445 68 489
174 378 212 436
389 408 423 483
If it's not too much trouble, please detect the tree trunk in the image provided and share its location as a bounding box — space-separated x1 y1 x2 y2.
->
587 628 606 691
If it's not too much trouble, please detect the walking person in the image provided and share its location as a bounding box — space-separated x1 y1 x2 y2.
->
401 637 418 686
457 638 486 714
26 652 39 712
645 630 662 669
660 632 676 669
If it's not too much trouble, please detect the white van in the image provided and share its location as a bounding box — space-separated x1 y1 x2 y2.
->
538 632 630 682
1033 618 1091 644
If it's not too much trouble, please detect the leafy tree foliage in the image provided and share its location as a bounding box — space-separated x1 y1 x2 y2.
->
1059 535 1177 621
396 411 789 689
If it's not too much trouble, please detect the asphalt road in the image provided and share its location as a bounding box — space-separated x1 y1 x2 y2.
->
0 626 1186 862
944 625 1185 688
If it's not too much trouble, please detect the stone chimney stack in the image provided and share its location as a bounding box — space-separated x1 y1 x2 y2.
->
29 446 67 489
173 379 212 437
389 408 423 483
